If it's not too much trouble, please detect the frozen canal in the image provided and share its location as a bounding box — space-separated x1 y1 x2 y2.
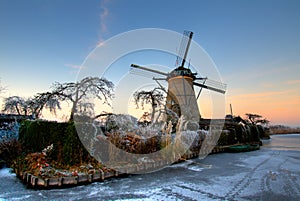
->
1 134 300 201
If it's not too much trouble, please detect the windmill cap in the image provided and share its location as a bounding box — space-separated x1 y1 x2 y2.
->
167 66 197 80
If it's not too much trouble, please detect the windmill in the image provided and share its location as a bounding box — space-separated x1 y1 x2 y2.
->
131 31 226 124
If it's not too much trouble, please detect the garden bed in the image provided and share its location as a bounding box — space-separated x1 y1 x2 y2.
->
5 119 265 189
16 146 229 189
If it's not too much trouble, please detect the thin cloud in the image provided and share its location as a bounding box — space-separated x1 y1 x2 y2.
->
254 65 289 78
224 64 289 82
97 39 106 47
65 63 85 69
97 0 110 46
100 1 109 33
231 90 291 100
260 82 274 88
285 79 300 85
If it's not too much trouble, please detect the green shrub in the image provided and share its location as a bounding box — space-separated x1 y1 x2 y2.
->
217 130 229 146
19 120 90 166
235 124 246 143
257 125 270 139
227 129 237 145
249 125 260 142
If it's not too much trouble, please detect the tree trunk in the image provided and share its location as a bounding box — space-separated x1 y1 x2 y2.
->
69 89 79 122
151 95 155 122
15 105 21 115
151 106 155 122
69 105 75 122
69 100 78 122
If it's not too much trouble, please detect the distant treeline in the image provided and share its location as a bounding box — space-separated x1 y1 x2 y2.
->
270 125 300 135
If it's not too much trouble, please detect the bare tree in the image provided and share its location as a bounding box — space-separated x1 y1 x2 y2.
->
245 113 270 125
2 96 27 115
2 77 113 121
50 77 114 121
2 94 61 118
134 87 165 122
28 92 61 118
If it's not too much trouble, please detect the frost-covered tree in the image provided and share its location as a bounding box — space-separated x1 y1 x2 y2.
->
29 92 61 118
2 77 113 121
2 96 27 115
50 77 114 121
2 94 61 118
245 113 270 125
134 87 165 122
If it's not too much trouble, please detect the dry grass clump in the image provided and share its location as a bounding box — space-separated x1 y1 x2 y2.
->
103 116 208 162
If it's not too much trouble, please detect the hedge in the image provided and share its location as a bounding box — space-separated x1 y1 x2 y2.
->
19 120 91 166
18 120 264 166
217 124 262 146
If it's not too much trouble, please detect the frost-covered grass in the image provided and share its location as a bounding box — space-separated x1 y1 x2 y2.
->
0 121 22 168
0 121 20 142
104 115 210 158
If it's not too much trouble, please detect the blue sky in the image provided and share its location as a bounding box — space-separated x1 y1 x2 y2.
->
0 0 299 126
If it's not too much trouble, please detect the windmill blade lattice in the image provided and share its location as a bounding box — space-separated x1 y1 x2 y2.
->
193 78 227 94
176 31 192 67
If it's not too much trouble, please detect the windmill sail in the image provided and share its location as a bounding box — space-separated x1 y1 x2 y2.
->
131 64 168 76
176 31 193 68
193 79 227 94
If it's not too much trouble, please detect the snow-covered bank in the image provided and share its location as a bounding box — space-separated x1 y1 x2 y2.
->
0 168 14 177
1 134 299 200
